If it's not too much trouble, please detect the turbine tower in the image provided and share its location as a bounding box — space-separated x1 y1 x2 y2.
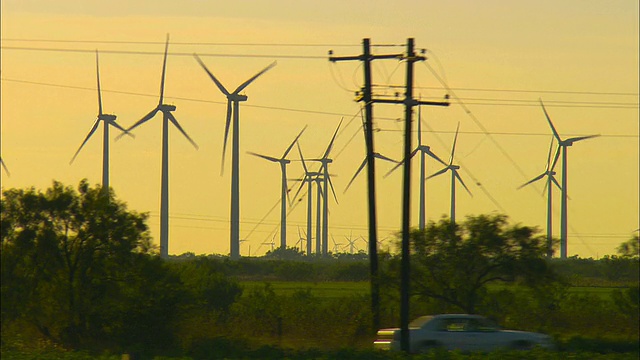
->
384 106 447 230
518 137 562 257
307 120 341 255
248 126 306 250
70 50 131 193
426 123 472 223
194 54 276 260
122 35 199 259
540 100 599 258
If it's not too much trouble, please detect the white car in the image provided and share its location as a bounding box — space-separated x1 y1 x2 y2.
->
374 314 554 353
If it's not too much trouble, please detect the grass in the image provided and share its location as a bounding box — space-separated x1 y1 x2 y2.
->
239 280 623 300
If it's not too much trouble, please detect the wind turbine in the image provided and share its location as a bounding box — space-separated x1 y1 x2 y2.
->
248 127 306 250
194 54 276 260
307 120 342 255
384 106 447 230
70 50 131 193
540 100 599 258
296 227 307 253
426 122 472 224
121 35 199 259
294 143 322 256
518 137 562 257
331 235 344 253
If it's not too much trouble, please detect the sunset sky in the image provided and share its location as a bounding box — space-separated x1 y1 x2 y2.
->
1 0 638 258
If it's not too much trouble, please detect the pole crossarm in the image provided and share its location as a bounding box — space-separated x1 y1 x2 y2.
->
371 98 450 107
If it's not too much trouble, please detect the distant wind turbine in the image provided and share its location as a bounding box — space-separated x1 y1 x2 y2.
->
194 54 276 260
540 99 599 258
70 50 131 193
518 137 562 257
248 126 306 250
121 35 199 259
384 106 447 230
426 122 472 224
294 143 322 256
307 120 342 255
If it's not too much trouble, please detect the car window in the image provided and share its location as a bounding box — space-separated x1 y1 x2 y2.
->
409 316 434 328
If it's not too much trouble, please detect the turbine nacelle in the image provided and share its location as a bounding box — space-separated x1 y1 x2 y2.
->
159 104 177 112
228 94 248 102
98 114 117 121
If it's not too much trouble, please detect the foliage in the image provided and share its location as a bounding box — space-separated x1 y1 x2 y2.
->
1 181 182 354
385 214 556 314
617 234 639 259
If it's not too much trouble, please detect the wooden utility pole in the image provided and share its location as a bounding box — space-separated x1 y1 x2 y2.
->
329 39 401 331
372 38 449 352
331 38 449 351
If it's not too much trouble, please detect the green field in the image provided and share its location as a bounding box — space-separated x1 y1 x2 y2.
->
239 280 622 300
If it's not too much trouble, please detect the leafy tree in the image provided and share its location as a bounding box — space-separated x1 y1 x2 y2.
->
0 180 180 352
617 234 639 259
387 214 556 314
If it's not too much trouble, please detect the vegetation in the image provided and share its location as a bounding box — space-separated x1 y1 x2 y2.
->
1 181 638 359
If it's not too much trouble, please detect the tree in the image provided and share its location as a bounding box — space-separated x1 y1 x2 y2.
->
0 180 175 350
617 234 639 259
392 214 555 314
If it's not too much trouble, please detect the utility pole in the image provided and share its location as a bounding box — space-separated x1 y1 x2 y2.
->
329 39 401 332
372 38 449 352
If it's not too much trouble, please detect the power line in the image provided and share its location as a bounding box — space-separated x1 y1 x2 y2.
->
2 77 636 139
1 45 326 60
376 84 639 97
1 38 359 47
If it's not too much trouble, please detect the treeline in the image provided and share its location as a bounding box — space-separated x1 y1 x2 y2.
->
165 252 640 286
1 181 638 359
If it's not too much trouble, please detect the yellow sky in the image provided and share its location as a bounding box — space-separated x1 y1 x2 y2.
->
1 0 638 258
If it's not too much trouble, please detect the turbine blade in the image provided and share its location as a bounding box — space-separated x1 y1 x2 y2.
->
108 119 135 139
159 34 170 105
234 61 277 94
283 125 307 159
384 149 418 178
551 176 562 190
454 170 473 197
424 147 447 166
539 99 562 142
327 174 339 204
297 142 309 173
449 122 460 165
193 53 230 96
545 136 555 171
566 134 600 144
221 100 233 175
95 50 103 115
373 152 397 163
518 173 546 189
167 113 199 150
0 158 9 176
118 107 159 140
70 118 100 164
247 151 279 162
344 158 367 193
285 174 292 206
417 105 422 145
322 118 343 159
550 145 561 171
426 166 449 180
292 173 307 203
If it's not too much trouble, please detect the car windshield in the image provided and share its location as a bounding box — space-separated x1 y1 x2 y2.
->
409 316 434 328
